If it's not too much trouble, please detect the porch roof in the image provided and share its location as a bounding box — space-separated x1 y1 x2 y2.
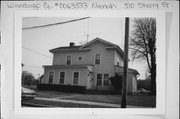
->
114 65 140 76
43 65 94 72
43 64 93 68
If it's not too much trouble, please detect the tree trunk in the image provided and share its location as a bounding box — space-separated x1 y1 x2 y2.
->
150 55 156 96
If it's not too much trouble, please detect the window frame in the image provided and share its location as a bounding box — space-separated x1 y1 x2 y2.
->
77 56 83 61
103 73 110 86
59 71 66 84
48 71 54 84
72 71 80 85
95 54 101 65
66 55 71 65
97 73 103 86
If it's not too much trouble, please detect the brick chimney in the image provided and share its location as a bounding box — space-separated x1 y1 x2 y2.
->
69 42 75 47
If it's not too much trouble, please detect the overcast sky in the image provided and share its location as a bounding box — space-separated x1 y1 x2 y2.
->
22 17 148 79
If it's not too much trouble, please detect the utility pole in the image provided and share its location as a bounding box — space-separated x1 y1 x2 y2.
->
121 17 130 108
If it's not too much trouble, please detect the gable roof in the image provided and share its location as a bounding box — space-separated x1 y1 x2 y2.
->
80 37 124 57
50 45 82 53
49 37 124 58
80 37 118 49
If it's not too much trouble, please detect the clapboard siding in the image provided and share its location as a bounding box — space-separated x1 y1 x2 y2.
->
53 42 116 68
52 42 116 90
88 42 115 88
53 51 90 65
43 66 88 87
42 39 138 92
114 50 124 66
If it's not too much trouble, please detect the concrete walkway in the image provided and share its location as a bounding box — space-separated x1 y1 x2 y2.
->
55 94 81 99
35 97 148 108
35 97 121 107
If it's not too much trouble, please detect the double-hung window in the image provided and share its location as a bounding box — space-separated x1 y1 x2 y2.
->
95 54 100 65
97 74 109 86
48 72 54 84
66 56 71 65
59 72 65 84
73 72 79 85
97 74 102 86
103 74 109 86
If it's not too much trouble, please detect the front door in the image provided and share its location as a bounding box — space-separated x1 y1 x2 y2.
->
87 73 93 89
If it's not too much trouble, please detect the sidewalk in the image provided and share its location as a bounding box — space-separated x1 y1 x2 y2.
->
35 97 147 108
35 97 121 107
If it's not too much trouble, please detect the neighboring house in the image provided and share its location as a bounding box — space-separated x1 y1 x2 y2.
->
42 38 139 93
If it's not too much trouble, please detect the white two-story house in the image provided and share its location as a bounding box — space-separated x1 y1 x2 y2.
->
42 38 139 93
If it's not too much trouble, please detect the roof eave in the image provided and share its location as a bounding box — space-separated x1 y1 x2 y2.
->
49 48 91 53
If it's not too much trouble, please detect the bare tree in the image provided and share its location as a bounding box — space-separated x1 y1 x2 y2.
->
22 71 35 86
79 40 88 45
130 18 156 95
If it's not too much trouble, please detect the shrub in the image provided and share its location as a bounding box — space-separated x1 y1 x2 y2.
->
109 75 122 91
37 84 86 93
137 80 151 90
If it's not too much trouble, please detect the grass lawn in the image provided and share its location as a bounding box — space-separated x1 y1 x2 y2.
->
60 94 156 107
35 90 155 107
22 85 156 107
36 90 77 98
127 95 156 107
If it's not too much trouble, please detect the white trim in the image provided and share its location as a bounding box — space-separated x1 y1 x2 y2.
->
72 71 80 85
96 73 110 87
66 55 72 65
80 38 117 49
59 71 66 84
48 71 55 84
77 56 83 61
94 53 101 65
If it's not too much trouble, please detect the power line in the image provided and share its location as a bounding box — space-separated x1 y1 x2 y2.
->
22 17 90 30
22 47 53 59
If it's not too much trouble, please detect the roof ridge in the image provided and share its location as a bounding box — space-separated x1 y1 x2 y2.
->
49 38 124 57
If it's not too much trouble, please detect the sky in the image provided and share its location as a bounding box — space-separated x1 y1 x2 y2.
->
22 17 148 79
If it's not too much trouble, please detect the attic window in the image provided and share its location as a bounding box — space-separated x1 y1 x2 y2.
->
77 56 83 61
